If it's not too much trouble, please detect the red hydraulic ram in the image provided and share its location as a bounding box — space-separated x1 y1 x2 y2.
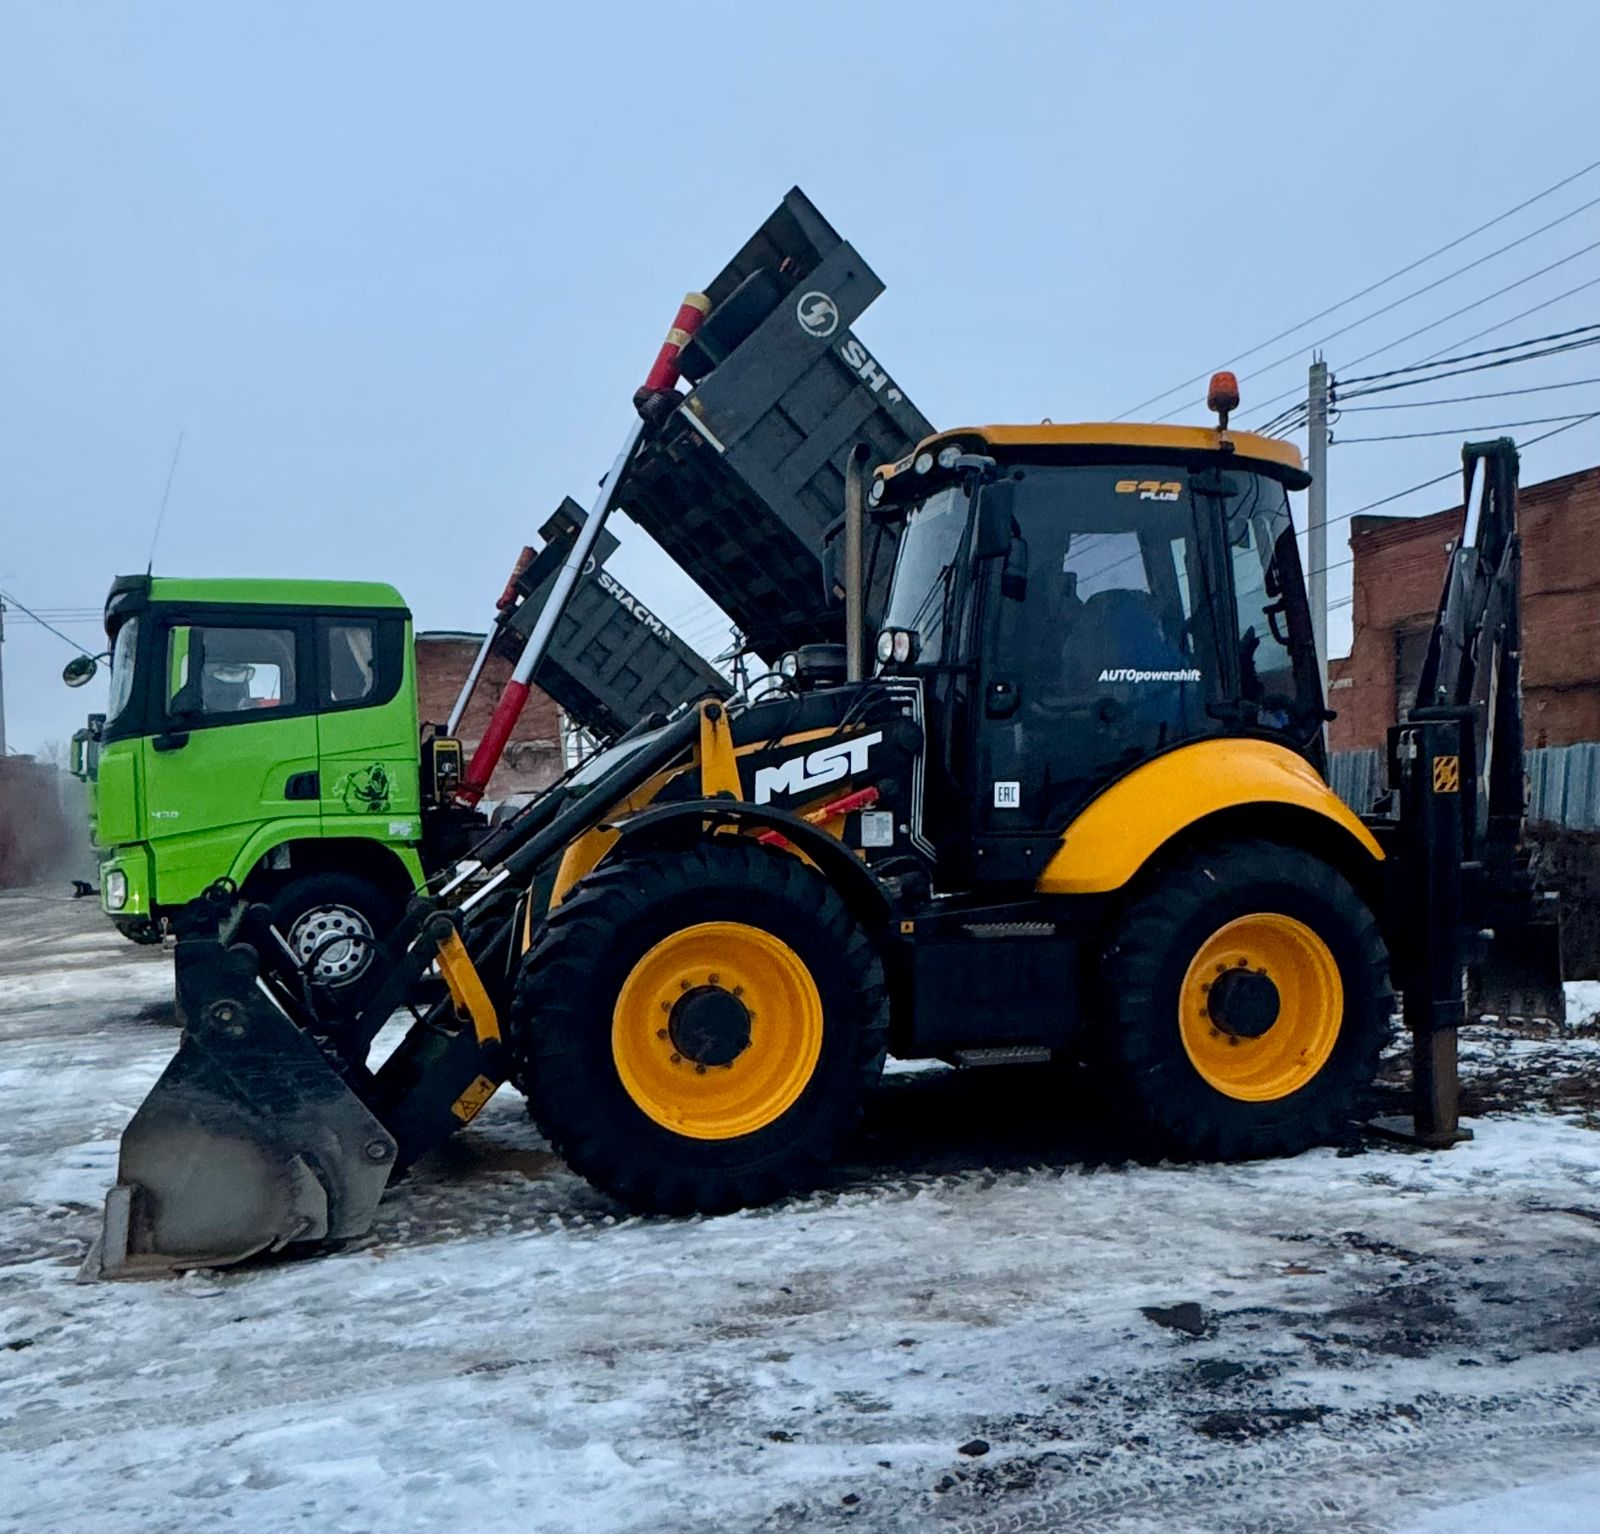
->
455 293 713 806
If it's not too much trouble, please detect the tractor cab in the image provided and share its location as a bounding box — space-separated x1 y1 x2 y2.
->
867 417 1323 883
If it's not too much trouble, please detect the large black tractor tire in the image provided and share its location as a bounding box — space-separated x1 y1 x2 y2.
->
510 840 888 1215
253 871 402 1016
1096 839 1392 1161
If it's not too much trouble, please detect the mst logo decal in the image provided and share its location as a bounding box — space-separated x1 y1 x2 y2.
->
753 731 883 805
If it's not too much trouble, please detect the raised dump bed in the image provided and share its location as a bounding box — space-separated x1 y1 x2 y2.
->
496 499 730 740
621 187 934 657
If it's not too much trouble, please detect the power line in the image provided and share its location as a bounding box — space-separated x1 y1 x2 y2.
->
1336 375 1600 411
1335 322 1600 388
1309 411 1600 602
1114 156 1600 420
1407 273 1600 369
1335 411 1599 443
1160 213 1600 426
0 586 100 651
1327 241 1600 379
1246 325 1600 435
1236 246 1600 427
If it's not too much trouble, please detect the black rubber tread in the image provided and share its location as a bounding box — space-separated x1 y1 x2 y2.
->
1095 838 1393 1161
509 839 889 1215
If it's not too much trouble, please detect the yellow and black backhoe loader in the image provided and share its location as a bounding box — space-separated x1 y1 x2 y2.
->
86 363 1562 1275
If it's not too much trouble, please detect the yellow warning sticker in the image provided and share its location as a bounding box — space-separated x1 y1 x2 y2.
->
450 1074 500 1123
1432 755 1461 794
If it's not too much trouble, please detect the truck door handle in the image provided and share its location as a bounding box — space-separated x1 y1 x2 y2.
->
285 771 320 801
152 731 190 753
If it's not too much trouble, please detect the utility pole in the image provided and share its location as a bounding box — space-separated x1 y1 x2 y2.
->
0 595 8 757
1307 357 1329 699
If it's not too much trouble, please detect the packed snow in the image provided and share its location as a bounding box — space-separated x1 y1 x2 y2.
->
2 887 1599 1532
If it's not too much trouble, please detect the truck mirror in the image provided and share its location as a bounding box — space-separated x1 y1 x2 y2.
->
62 654 99 688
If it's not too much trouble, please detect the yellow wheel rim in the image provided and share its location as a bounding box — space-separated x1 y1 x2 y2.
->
612 921 824 1141
1178 913 1343 1102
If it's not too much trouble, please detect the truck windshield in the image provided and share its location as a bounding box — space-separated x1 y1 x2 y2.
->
880 485 969 664
106 619 139 725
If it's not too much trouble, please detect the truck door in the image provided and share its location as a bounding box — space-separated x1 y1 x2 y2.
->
140 617 319 906
314 613 422 845
971 465 1221 865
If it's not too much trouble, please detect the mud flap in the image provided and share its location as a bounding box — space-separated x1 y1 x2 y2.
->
83 933 397 1280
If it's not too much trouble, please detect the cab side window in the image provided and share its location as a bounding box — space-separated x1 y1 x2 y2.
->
326 622 377 704
167 625 298 717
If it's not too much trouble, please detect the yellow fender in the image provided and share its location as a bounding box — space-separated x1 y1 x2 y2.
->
1036 739 1383 897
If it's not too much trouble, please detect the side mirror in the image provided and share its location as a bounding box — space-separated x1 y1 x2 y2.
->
62 654 99 688
973 481 1017 559
1001 535 1030 602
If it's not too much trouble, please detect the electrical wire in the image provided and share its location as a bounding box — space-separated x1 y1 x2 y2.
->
1234 247 1600 428
1404 273 1600 370
1332 321 1600 388
1308 411 1600 604
1247 327 1600 436
1160 222 1600 427
1113 156 1600 420
1335 375 1600 410
1334 411 1599 443
0 587 101 651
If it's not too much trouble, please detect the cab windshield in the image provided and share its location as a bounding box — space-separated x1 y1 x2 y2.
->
1204 470 1323 739
105 618 139 725
880 485 969 664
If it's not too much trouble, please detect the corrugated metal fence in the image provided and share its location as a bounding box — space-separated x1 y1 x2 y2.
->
1328 742 1600 829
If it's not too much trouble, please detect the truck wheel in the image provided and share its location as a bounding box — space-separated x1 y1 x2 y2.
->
1097 839 1392 1160
259 872 400 1010
510 840 888 1215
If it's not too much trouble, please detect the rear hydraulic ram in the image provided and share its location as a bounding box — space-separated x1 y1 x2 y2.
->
456 418 646 805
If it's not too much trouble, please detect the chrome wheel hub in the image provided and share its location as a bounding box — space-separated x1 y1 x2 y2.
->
288 903 375 985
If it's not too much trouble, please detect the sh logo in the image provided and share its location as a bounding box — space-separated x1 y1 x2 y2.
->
837 336 905 403
754 731 882 804
796 290 840 339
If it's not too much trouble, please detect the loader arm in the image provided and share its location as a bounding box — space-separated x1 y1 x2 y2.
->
87 702 712 1278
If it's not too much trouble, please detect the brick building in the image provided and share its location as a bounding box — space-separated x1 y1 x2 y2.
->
414 633 564 801
1328 462 1600 752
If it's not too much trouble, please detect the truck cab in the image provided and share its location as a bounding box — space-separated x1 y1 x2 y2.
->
77 575 427 987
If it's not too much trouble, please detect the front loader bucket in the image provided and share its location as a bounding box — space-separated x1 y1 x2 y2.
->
84 931 397 1280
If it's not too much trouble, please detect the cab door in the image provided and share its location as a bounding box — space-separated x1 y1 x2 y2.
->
139 616 319 906
314 613 422 846
969 465 1221 877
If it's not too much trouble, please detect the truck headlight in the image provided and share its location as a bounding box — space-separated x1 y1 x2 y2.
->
104 868 128 912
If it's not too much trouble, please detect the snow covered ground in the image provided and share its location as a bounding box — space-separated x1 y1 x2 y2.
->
3 887 1600 1533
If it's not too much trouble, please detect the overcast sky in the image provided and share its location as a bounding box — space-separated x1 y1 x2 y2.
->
3 1 1598 754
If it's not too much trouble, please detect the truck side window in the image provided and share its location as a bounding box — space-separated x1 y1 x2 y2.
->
327 622 377 704
167 625 298 716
